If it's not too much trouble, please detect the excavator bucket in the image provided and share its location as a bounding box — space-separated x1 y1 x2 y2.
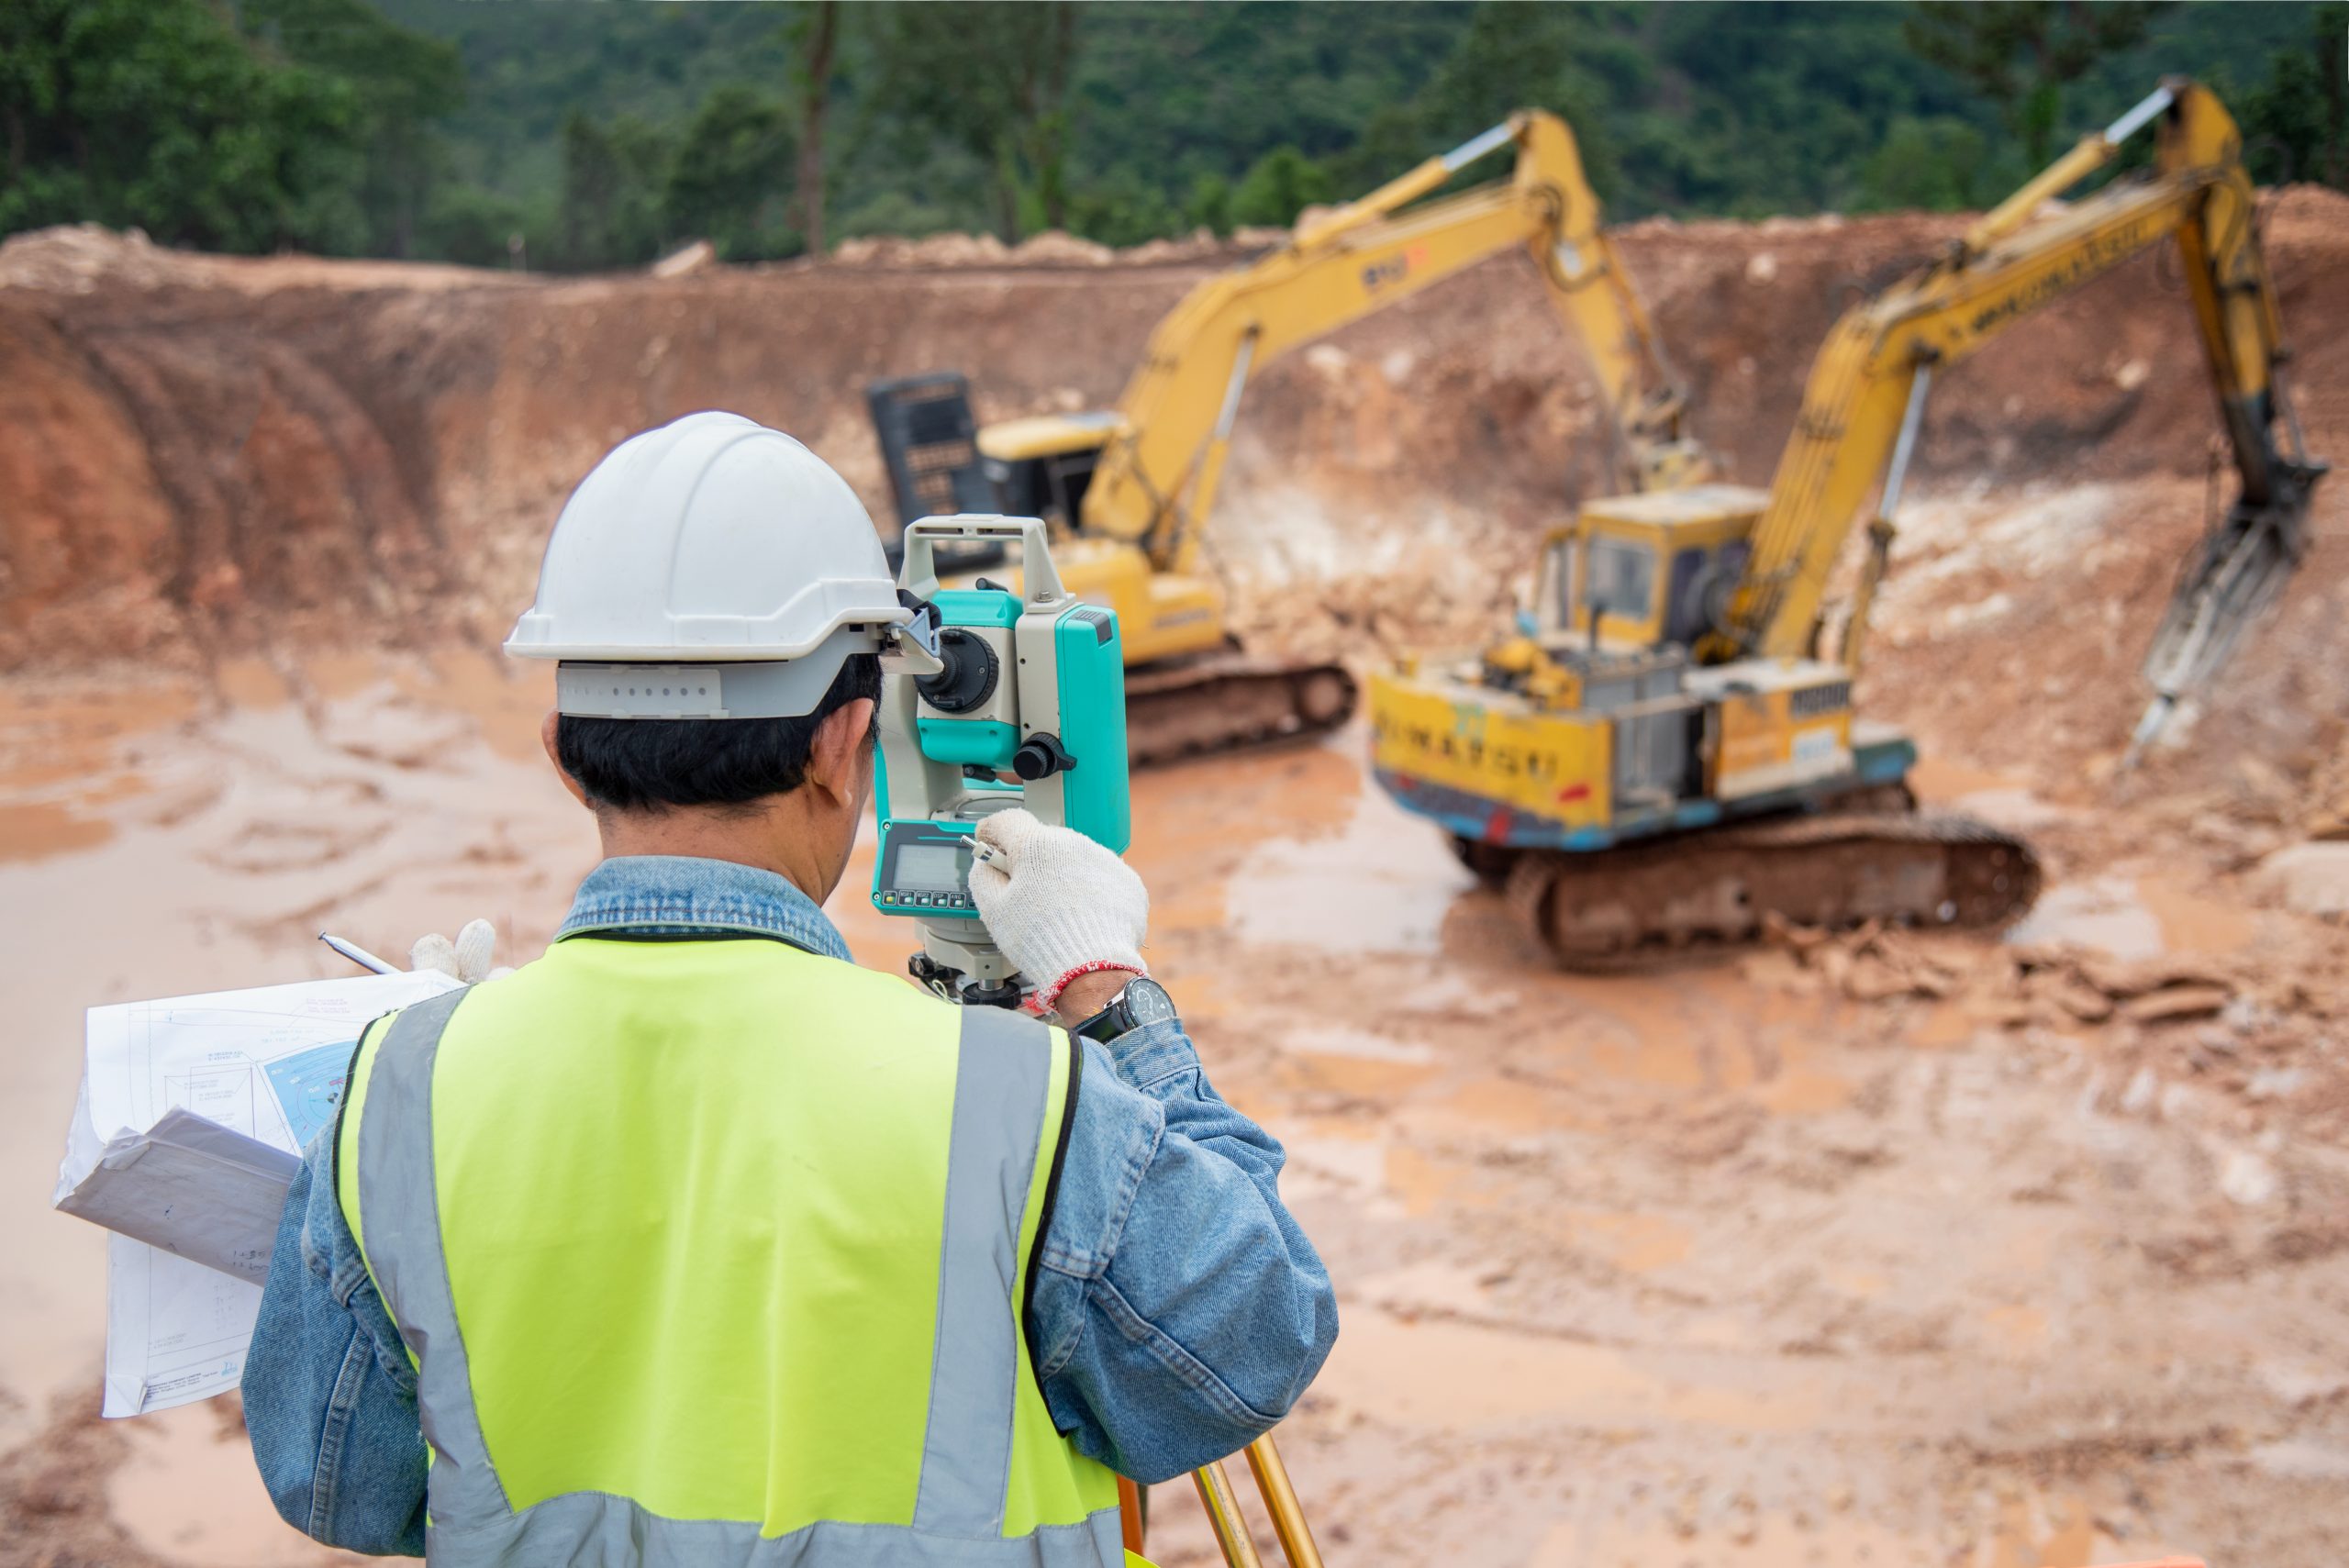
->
2130 456 2326 762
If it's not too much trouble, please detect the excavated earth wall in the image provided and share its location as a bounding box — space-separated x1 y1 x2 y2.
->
6 193 2344 678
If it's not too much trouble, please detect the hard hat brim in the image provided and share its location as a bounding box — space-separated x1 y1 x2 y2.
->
551 626 879 720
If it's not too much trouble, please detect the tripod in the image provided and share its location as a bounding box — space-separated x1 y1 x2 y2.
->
1120 1433 1326 1567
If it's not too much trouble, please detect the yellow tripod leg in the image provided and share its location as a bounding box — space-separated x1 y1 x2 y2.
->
1191 1455 1266 1568
1243 1436 1326 1568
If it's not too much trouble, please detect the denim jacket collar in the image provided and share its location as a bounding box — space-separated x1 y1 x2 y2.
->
556 854 853 962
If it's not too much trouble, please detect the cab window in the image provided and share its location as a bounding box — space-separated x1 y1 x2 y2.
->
1542 539 1578 634
1586 539 1656 622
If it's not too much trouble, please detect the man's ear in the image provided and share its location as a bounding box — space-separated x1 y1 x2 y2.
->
807 697 877 806
541 711 593 808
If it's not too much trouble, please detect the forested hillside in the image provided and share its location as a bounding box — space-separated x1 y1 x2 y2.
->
5 0 2344 271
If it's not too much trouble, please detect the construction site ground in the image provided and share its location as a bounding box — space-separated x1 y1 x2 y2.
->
6 190 2349 1568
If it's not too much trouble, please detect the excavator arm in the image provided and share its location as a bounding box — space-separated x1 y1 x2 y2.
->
1080 110 1709 575
1718 79 2322 745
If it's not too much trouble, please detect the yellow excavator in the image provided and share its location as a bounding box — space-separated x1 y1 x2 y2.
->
868 109 1708 763
1370 78 2326 963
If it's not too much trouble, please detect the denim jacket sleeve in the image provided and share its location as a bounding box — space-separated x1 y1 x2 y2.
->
241 1109 428 1556
1025 1018 1339 1485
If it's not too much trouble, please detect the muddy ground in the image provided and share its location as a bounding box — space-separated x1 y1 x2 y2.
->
5 192 2349 1568
5 646 2347 1568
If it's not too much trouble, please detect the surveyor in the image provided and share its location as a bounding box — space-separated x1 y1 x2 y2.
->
239 411 1337 1563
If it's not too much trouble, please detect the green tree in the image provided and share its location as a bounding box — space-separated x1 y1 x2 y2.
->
1407 0 1627 199
786 1 842 255
558 110 674 270
1328 104 1442 198
664 83 796 261
1230 146 1334 228
1856 117 1991 211
1905 0 2168 168
877 3 1083 239
1185 172 1233 238
237 0 463 256
420 182 526 268
1068 171 1181 246
2241 2 2349 188
0 0 366 251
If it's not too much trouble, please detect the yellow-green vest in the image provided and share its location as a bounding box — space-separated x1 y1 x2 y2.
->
337 935 1133 1565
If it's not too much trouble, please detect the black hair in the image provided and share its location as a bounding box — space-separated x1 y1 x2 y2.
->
555 652 882 813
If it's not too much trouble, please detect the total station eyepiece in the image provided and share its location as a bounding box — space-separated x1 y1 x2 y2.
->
915 628 999 714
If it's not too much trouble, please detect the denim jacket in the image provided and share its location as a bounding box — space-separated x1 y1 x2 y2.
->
241 855 1338 1554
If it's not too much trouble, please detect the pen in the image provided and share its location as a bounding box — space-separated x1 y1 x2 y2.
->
318 932 398 976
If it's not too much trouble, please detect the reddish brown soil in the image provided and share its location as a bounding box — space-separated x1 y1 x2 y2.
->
6 190 2349 1568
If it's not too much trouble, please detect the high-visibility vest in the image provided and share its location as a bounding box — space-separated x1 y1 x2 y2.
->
337 934 1137 1565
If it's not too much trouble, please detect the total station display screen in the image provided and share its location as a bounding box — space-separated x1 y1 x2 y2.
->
874 820 983 916
894 842 968 892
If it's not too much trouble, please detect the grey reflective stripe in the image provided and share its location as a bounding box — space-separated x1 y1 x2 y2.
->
352 985 512 1529
914 1006 1054 1537
422 1497 1124 1567
356 990 1116 1567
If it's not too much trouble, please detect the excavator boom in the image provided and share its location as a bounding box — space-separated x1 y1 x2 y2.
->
1085 109 1708 577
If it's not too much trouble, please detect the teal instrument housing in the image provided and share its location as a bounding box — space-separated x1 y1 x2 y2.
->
927 587 1022 628
871 568 1130 920
915 717 1019 769
1053 603 1130 852
874 513 1134 998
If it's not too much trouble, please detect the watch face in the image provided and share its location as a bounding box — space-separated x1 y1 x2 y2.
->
1121 979 1176 1028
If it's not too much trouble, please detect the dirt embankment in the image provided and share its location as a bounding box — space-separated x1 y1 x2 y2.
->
5 191 2349 795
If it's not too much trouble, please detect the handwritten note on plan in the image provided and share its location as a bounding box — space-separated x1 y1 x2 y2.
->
57 970 459 1416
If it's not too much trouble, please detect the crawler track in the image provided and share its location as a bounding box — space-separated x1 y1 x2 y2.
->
1500 806 2042 970
1125 651 1358 766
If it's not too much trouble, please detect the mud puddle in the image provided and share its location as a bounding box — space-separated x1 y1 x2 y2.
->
1225 777 1475 957
2007 870 2261 959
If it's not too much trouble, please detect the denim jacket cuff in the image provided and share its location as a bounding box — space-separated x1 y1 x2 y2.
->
1098 1018 1199 1095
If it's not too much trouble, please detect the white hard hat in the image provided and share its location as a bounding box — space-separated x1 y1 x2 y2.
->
507 411 911 719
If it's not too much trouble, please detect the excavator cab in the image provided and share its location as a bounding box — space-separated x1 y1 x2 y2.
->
976 411 1121 529
1542 484 1767 651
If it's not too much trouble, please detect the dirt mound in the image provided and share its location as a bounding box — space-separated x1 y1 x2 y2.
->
827 225 1272 269
0 223 176 294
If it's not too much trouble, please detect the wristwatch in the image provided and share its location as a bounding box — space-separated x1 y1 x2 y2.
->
1071 976 1177 1042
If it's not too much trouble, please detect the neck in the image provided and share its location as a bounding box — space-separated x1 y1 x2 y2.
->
596 800 834 905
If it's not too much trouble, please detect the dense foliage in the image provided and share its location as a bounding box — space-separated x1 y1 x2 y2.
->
2 0 2342 269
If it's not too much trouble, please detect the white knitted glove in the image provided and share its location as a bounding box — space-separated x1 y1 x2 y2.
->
967 808 1148 1008
408 918 509 984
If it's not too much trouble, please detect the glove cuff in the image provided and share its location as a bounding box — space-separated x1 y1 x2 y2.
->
1032 959 1148 1017
1016 904 1144 987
